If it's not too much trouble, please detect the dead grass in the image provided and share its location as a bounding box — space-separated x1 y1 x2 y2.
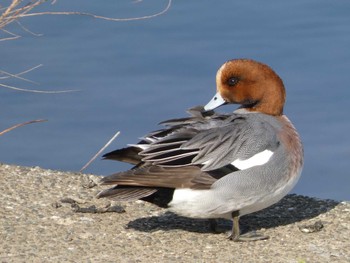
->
0 0 47 41
0 119 47 136
0 0 172 41
0 0 172 134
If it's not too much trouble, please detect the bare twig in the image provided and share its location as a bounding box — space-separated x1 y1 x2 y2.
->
0 64 43 80
0 28 20 41
0 119 47 136
0 0 46 29
0 82 78 93
0 69 39 84
80 131 121 172
1 0 172 41
16 20 43 36
0 64 77 93
20 0 172 22
0 0 22 22
1 0 172 91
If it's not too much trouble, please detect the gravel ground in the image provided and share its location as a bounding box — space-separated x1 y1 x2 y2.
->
0 163 349 263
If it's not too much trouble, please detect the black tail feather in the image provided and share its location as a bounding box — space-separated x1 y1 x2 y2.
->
103 147 142 165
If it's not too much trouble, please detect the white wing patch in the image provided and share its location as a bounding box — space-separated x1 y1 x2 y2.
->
231 149 274 170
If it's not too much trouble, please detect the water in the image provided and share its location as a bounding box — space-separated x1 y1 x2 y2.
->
1 0 349 201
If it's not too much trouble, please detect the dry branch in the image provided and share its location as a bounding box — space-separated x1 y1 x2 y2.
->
80 131 121 172
0 119 47 136
0 0 46 31
1 0 172 91
0 64 79 93
0 64 42 80
21 0 172 22
1 0 172 39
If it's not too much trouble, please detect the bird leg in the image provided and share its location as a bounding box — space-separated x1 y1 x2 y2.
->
228 211 269 242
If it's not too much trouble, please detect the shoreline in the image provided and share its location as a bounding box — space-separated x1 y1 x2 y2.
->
1 163 349 262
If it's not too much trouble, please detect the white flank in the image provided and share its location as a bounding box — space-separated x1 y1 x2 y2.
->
231 149 274 170
170 188 204 205
169 188 213 218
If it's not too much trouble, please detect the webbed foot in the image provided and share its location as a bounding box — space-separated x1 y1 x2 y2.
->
228 230 269 242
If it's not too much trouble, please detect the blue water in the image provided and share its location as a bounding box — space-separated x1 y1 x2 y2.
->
1 0 349 201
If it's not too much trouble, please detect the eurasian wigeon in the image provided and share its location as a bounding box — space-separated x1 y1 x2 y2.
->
97 59 304 241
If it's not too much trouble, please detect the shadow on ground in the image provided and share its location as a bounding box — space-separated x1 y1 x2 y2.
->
126 194 339 234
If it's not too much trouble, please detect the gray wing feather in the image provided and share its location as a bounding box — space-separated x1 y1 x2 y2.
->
137 111 279 172
182 114 279 171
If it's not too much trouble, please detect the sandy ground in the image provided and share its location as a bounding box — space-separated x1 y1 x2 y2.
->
0 163 349 263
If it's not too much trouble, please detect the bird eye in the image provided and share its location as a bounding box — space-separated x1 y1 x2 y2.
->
227 77 239 86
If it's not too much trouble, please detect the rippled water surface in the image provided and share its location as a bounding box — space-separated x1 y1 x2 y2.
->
1 0 350 200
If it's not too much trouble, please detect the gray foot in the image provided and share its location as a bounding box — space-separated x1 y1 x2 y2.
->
228 230 269 242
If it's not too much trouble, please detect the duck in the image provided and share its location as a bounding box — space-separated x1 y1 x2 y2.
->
97 59 304 241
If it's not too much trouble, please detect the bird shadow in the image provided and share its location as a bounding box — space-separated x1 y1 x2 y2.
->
126 194 339 234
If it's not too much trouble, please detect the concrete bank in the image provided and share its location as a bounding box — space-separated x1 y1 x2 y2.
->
0 164 349 262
